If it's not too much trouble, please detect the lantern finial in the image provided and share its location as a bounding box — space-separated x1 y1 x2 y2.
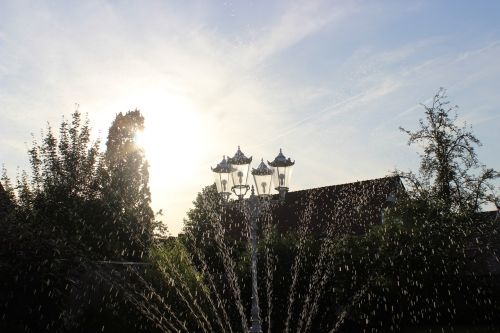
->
268 149 294 167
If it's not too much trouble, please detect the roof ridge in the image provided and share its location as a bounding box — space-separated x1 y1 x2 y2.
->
287 175 400 195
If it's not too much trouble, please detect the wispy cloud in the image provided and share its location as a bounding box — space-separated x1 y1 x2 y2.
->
237 1 355 67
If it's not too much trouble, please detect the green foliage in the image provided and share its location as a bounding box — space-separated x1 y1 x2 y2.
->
150 239 205 294
182 184 253 332
0 111 105 332
183 184 221 248
327 200 499 331
0 109 163 332
3 109 159 261
11 110 102 257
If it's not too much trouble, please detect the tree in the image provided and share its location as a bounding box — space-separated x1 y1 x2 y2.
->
182 184 251 332
0 109 165 332
0 111 106 332
183 184 221 246
15 110 102 256
0 171 15 220
397 88 498 213
328 89 500 331
101 110 157 260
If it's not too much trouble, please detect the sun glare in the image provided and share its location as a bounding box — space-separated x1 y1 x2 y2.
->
134 131 147 148
131 92 205 191
104 87 211 233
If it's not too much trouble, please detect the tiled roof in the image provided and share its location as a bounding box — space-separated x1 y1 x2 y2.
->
223 176 404 240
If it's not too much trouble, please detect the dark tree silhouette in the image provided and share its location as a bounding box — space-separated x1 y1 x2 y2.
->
397 88 498 213
330 89 500 331
101 110 157 260
0 110 163 332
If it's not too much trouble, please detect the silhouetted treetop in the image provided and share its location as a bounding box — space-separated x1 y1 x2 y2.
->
397 88 498 213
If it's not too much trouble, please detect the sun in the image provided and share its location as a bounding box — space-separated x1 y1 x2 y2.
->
131 92 205 190
133 130 148 149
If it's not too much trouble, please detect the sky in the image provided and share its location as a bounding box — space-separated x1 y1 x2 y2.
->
1 0 499 235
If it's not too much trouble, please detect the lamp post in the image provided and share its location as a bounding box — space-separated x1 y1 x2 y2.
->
212 146 295 333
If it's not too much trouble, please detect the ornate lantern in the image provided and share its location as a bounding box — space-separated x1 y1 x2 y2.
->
268 148 295 199
227 146 252 199
251 159 274 197
211 156 233 202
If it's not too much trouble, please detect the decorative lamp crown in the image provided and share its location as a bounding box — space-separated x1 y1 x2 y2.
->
268 148 295 168
211 155 232 173
227 145 252 165
251 159 274 176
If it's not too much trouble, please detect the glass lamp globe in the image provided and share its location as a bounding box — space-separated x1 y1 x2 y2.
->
227 146 252 199
211 155 233 202
251 159 274 197
268 148 295 199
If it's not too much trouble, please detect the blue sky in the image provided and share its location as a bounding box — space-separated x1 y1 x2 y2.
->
1 0 499 234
